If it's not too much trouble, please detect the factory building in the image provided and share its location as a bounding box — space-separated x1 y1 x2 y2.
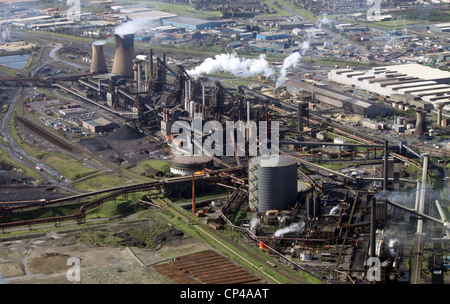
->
284 78 392 117
82 117 117 134
256 32 290 40
428 22 450 33
328 64 450 111
162 16 222 30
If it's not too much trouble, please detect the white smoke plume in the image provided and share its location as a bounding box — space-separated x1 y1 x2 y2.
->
388 238 399 257
275 52 301 88
329 205 342 215
114 16 157 37
301 40 310 55
249 216 260 230
319 13 332 28
187 53 275 78
274 221 305 237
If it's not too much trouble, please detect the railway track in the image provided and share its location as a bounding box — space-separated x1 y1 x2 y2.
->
159 195 311 284
0 167 245 230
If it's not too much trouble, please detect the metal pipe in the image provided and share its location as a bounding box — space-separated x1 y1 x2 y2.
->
137 61 141 91
149 49 154 80
415 180 421 212
202 85 205 105
417 154 429 234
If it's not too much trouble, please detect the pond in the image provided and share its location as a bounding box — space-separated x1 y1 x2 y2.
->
0 54 30 69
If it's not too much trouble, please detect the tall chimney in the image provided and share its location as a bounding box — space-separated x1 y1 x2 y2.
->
149 49 154 81
111 33 136 77
436 103 444 127
90 43 108 74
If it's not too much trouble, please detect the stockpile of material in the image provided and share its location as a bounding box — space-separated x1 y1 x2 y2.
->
108 125 145 140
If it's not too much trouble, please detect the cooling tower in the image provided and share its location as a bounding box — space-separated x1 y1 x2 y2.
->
111 33 136 77
415 109 427 134
90 43 108 74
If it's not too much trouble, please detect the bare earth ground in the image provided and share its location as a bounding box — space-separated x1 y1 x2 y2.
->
0 220 212 284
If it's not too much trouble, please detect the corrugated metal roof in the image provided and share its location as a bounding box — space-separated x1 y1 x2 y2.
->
399 84 448 93
415 88 450 96
387 81 437 89
384 64 450 80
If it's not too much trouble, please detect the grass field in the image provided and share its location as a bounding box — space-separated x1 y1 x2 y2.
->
122 0 221 19
44 153 98 180
72 171 135 191
359 19 426 30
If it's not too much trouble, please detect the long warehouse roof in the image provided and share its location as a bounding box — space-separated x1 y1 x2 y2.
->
387 80 437 89
399 84 449 94
415 88 450 96
383 64 450 80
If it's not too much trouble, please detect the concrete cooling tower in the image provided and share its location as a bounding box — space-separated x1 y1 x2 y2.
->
415 109 427 134
90 43 108 74
111 33 136 77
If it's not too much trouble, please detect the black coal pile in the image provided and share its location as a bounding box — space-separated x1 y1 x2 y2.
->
108 125 145 140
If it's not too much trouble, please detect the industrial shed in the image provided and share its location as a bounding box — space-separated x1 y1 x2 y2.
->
82 117 118 134
328 64 450 110
284 79 392 117
162 16 222 30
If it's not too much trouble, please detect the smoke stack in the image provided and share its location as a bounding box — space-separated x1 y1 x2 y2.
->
90 43 108 74
415 109 427 134
436 103 444 127
111 33 136 77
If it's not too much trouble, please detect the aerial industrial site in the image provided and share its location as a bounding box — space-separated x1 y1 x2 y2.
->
0 0 449 288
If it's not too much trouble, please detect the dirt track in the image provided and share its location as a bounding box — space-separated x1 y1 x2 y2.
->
0 218 212 284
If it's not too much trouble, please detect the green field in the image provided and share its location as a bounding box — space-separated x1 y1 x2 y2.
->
359 19 426 30
44 153 98 180
122 0 221 19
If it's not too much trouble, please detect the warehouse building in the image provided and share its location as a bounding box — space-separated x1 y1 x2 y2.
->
162 16 222 30
256 32 290 40
82 117 118 134
428 22 450 33
284 78 392 117
328 64 450 110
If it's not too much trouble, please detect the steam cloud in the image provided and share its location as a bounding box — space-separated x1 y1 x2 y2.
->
275 52 301 88
274 221 305 237
114 16 157 37
319 14 332 28
187 51 301 88
187 53 275 78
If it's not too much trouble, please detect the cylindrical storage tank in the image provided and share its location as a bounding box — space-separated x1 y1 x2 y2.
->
248 155 298 213
170 155 214 176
